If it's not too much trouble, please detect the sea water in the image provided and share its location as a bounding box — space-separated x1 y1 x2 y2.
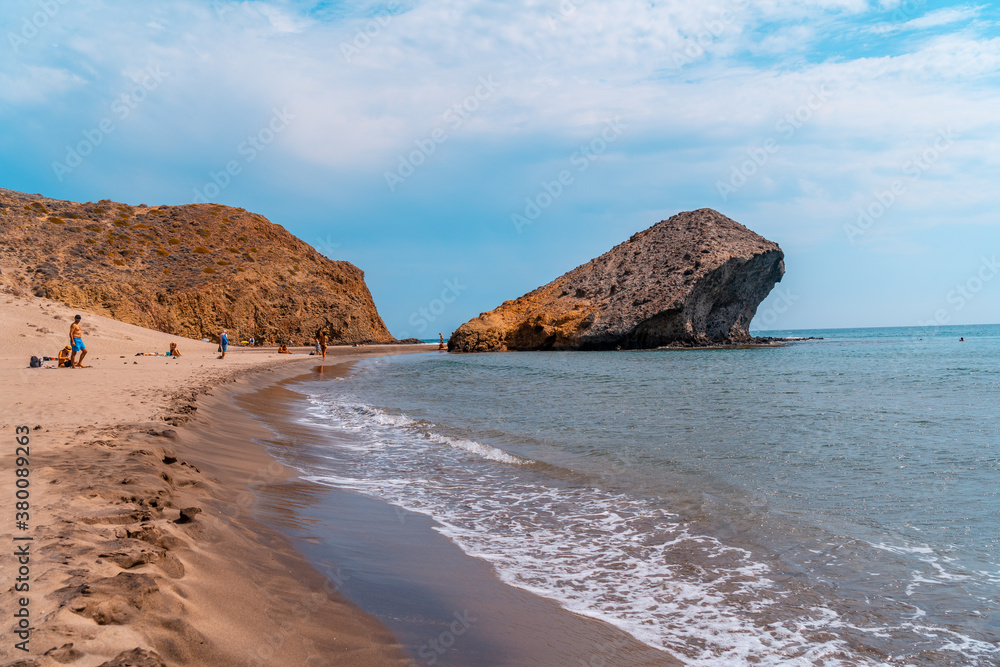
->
280 326 999 665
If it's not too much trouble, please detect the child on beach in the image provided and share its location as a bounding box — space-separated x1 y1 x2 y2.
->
57 345 72 367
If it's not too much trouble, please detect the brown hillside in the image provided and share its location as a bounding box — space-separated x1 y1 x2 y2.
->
0 188 394 344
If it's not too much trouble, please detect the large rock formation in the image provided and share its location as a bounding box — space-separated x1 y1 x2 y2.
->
0 188 395 344
450 209 783 352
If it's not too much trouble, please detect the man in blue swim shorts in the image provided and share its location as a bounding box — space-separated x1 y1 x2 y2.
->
69 314 88 368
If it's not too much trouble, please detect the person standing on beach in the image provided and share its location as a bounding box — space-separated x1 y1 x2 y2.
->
69 314 88 368
219 329 229 359
318 331 328 361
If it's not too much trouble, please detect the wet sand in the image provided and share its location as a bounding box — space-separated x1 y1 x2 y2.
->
219 361 682 666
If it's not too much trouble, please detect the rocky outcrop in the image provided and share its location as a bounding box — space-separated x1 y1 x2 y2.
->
449 209 784 352
0 188 395 344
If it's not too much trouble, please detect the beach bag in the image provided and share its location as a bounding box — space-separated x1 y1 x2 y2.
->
29 356 41 368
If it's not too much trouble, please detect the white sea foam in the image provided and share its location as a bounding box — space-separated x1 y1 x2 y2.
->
304 396 532 465
423 431 527 465
871 542 935 556
288 388 1000 666
294 394 869 665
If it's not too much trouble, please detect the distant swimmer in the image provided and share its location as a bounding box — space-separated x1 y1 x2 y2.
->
69 314 88 368
960 337 965 342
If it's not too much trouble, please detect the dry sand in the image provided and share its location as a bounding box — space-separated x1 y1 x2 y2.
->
0 294 431 666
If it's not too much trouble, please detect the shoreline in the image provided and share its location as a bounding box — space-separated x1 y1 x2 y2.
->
155 346 440 665
0 293 434 665
225 356 684 666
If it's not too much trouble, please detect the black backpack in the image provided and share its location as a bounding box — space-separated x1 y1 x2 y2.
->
29 356 41 368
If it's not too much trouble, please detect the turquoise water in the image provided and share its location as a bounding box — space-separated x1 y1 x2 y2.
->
287 325 1000 665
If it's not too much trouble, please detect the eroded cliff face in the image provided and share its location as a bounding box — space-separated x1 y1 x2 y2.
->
449 209 784 352
0 188 394 344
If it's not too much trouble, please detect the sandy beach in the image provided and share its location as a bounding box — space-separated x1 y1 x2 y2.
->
0 293 432 666
1 1 995 661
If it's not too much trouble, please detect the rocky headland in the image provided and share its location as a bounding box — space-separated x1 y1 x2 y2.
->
0 188 395 344
449 209 784 352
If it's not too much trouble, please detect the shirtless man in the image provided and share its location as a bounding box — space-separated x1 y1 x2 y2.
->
318 332 328 361
69 315 88 368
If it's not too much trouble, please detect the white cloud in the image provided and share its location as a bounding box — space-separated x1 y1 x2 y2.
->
253 3 314 33
1 0 998 242
900 4 982 29
866 4 982 34
0 65 83 104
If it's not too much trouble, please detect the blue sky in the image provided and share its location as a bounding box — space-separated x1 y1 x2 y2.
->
2 0 998 337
